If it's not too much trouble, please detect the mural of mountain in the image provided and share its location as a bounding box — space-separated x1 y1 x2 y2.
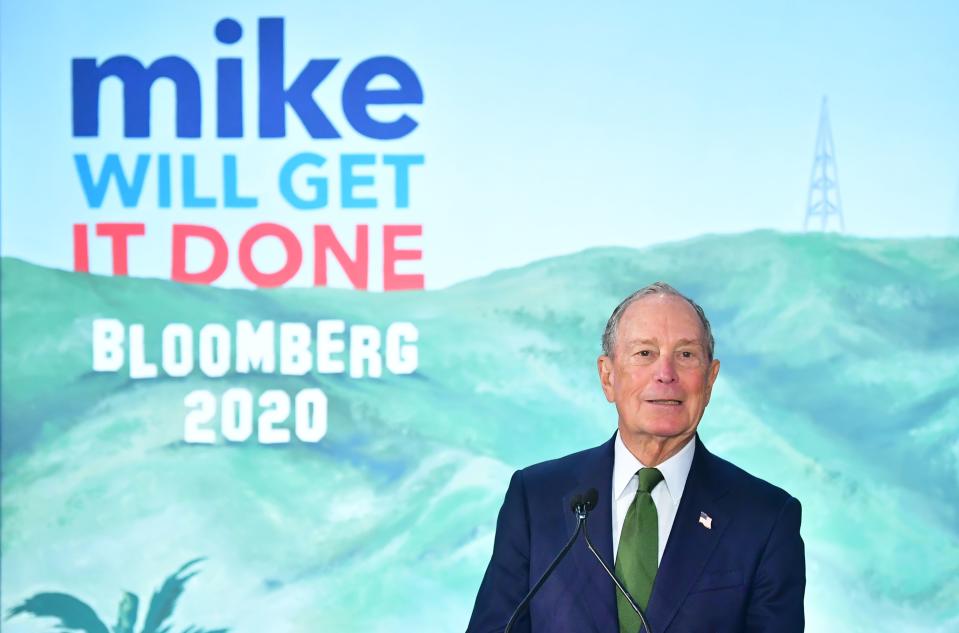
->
2 231 958 632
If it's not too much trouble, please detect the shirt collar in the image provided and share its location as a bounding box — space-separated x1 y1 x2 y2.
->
613 431 696 507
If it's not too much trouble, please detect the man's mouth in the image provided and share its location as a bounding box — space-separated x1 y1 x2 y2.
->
647 399 682 405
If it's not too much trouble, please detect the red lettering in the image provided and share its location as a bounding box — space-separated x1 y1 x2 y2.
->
96 223 145 275
157 222 423 289
73 224 89 273
314 225 369 290
172 224 229 284
239 223 303 288
383 224 424 291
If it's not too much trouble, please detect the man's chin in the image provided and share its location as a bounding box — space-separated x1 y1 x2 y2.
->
620 417 697 441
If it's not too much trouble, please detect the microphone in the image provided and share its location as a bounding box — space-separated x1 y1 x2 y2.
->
502 493 592 632
502 488 652 633
577 488 599 515
578 487 652 633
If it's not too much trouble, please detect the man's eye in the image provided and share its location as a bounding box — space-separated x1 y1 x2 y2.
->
681 351 693 358
637 350 651 357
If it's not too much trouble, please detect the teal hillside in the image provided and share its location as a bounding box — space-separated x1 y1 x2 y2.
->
2 231 958 632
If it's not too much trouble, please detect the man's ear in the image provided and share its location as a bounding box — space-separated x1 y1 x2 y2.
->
703 358 720 404
597 355 615 403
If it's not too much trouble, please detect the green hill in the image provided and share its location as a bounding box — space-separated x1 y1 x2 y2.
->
2 230 958 631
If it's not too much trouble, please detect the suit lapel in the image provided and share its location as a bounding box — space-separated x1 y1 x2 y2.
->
645 436 731 632
564 435 618 633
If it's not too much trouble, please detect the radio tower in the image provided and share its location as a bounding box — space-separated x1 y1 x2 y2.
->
804 96 845 231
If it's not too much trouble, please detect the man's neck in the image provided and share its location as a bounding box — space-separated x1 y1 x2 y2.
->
619 430 695 467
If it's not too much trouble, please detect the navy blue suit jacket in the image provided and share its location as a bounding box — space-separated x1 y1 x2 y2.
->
467 435 805 632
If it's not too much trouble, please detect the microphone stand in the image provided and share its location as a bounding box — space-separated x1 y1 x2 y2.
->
581 512 652 633
502 491 653 633
503 513 585 633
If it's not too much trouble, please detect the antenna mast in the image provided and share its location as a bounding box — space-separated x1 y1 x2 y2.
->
804 96 845 231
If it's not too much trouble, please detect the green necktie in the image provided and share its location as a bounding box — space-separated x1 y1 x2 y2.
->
615 467 664 633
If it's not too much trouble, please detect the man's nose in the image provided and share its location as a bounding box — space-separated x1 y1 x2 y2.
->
655 355 678 383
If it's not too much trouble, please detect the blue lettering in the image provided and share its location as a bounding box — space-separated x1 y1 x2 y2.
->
182 155 217 207
259 18 339 139
73 154 150 207
215 19 244 138
383 154 424 208
223 155 258 207
70 18 423 140
279 153 329 209
158 154 171 208
72 56 200 138
341 154 377 208
343 57 423 140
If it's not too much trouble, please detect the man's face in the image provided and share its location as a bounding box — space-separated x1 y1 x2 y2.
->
598 294 720 446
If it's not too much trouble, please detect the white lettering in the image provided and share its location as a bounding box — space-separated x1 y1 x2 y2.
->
92 318 124 372
199 323 231 378
280 322 312 375
162 323 194 377
386 322 419 374
236 319 275 373
316 319 346 373
349 325 382 378
129 323 158 379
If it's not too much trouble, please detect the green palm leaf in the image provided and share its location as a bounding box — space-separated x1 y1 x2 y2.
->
140 558 204 633
6 592 110 633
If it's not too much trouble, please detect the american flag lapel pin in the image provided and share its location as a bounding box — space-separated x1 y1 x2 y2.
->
698 511 713 530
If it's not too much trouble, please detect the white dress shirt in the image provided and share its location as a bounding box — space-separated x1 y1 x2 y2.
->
611 432 696 564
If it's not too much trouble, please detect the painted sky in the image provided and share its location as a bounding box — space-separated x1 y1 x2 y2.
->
1 0 957 288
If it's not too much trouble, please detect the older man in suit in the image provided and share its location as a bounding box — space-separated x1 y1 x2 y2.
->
467 282 805 633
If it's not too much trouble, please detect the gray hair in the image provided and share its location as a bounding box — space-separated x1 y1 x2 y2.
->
601 282 715 360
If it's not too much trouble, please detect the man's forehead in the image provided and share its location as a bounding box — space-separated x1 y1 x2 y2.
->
621 294 703 326
622 336 706 347
615 295 706 340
